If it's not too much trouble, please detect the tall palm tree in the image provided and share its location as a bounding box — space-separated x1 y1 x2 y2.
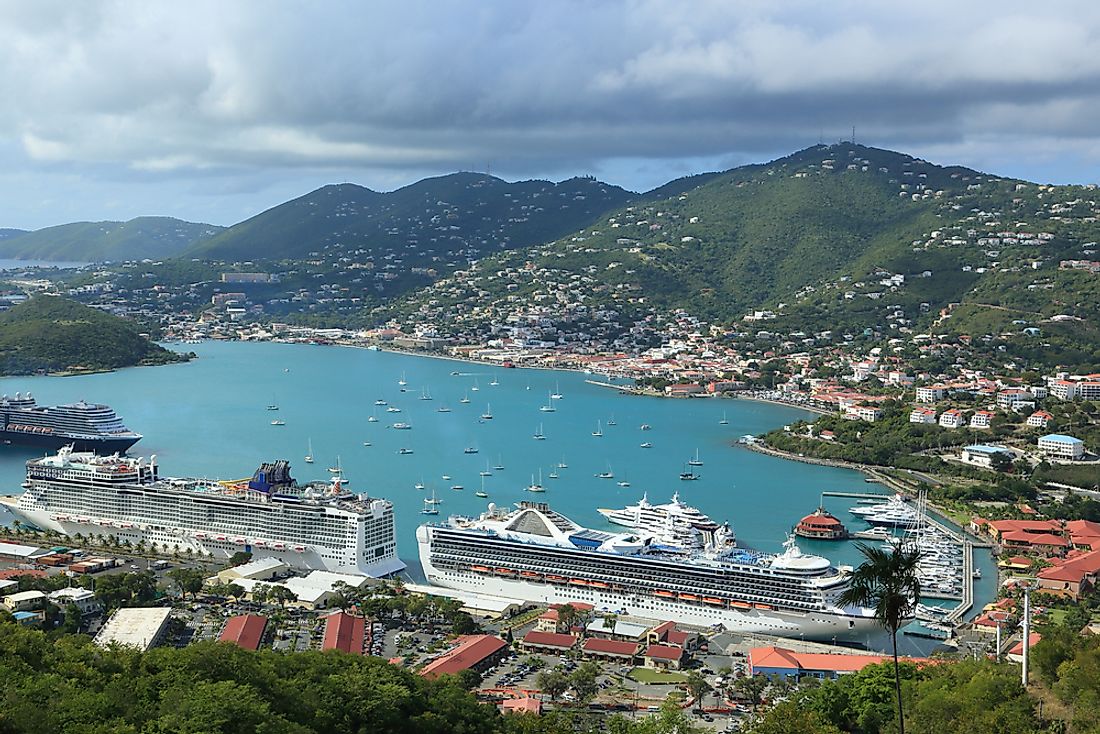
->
838 541 922 734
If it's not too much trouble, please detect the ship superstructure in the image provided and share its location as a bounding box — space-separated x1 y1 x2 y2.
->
0 393 141 453
1 448 404 577
417 502 878 640
597 492 732 550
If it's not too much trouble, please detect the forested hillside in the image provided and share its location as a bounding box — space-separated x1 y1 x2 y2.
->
0 296 186 375
0 217 222 262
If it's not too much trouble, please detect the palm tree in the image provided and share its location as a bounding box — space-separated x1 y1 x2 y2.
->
838 541 922 734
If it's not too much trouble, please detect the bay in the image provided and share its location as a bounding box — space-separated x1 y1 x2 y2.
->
0 340 994 653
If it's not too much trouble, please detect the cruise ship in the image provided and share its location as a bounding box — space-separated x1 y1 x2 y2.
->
417 502 879 640
597 492 733 550
0 393 141 453
0 448 405 578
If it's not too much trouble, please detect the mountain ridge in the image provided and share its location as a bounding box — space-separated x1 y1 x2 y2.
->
0 216 223 262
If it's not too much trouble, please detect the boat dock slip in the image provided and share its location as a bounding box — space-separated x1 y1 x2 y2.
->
583 379 636 392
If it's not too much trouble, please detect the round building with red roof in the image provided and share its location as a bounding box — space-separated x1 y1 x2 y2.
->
795 507 847 540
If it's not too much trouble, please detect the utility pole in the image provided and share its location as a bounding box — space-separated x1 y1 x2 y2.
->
1021 585 1032 687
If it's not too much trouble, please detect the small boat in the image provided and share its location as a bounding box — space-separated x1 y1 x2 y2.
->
592 420 603 437
548 470 559 479
420 388 433 401
464 446 479 454
489 376 499 386
305 439 314 464
471 379 480 392
460 393 471 404
539 391 556 412
551 382 563 400
481 403 493 420
270 419 285 426
679 465 700 480
398 448 414 455
607 415 616 426
375 399 387 406
688 449 703 467
328 457 343 474
494 455 505 471
450 370 461 376
640 442 652 448
640 424 652 431
719 412 729 425
533 423 545 440
618 480 630 487
425 491 442 505
442 474 452 480
475 477 488 498
526 470 545 493
451 485 464 491
398 372 407 387
368 410 379 423
362 442 372 447
267 404 279 411
421 497 439 516
557 457 568 469
437 405 451 413
596 464 614 479
414 479 425 490
386 406 401 413
480 461 492 477
391 422 411 430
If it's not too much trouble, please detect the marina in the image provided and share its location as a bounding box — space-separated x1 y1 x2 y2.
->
0 341 996 652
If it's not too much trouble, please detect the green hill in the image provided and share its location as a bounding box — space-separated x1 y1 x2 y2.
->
388 143 1100 368
187 173 635 261
0 228 27 241
0 217 222 262
0 296 187 375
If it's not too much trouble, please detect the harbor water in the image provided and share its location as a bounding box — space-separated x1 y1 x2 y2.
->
0 340 995 653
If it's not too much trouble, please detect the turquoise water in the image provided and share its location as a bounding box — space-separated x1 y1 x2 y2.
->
0 341 994 652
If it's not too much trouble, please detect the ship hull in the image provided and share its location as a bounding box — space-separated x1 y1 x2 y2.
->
0 499 405 578
417 527 877 641
0 430 140 454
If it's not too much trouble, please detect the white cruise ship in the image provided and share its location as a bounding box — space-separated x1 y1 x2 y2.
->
597 492 732 550
417 502 878 640
0 448 405 578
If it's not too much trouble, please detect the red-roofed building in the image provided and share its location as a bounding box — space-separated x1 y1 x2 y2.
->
986 519 1062 539
1007 633 1042 663
1067 520 1100 551
535 608 561 633
1037 549 1100 600
501 698 542 715
643 644 686 670
794 508 848 540
646 621 700 651
420 634 508 678
1000 531 1069 555
999 556 1034 571
218 614 268 650
322 611 365 654
0 569 47 581
1026 410 1053 429
581 637 639 662
520 630 578 653
748 646 927 680
971 610 1012 633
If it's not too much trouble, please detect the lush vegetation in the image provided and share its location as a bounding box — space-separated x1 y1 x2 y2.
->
0 217 222 262
0 295 188 374
187 175 634 261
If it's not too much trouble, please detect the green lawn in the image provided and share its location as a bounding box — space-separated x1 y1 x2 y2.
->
628 667 688 684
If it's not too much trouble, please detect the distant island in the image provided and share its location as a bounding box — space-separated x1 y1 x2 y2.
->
0 295 190 376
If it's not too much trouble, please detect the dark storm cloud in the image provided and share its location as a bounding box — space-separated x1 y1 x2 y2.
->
2 0 1100 228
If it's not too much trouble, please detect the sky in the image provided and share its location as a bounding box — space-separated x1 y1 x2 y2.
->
4 0 1100 231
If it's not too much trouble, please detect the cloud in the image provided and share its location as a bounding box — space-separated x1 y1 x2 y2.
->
2 0 1100 228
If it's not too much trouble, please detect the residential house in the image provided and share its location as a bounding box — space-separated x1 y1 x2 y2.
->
969 410 996 429
1038 434 1085 460
909 407 937 424
1026 411 1053 429
939 409 965 429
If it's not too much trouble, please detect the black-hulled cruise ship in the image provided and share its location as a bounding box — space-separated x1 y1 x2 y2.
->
418 501 879 640
0 393 141 453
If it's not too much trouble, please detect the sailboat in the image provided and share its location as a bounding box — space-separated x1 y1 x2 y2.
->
305 439 314 464
494 455 505 471
679 464 700 481
533 423 546 440
328 456 343 474
480 461 493 477
437 404 451 413
460 392 471 404
550 382 563 400
688 448 703 467
489 375 500 386
414 478 425 490
425 488 442 504
270 419 285 426
475 477 488 498
526 470 545 493
421 493 439 515
471 379 480 392
420 387 433 401
398 372 407 387
464 445 479 454
557 457 568 469
592 420 603 437
481 404 493 420
607 414 617 426
548 469 559 479
374 399 387 406
596 463 614 479
368 409 379 423
266 395 279 411
719 412 729 425
539 392 556 412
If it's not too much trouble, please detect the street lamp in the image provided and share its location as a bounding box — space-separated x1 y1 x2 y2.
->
1020 581 1036 688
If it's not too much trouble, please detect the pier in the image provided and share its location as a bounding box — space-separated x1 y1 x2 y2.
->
583 379 636 392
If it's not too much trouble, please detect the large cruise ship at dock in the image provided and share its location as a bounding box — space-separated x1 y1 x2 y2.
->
0 393 141 453
0 448 405 577
418 502 878 640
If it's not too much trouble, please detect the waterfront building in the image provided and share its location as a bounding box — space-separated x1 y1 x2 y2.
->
748 646 927 680
219 614 268 650
794 508 847 540
419 634 508 678
960 445 1013 468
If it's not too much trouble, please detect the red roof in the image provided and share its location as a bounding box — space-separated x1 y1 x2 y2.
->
1009 633 1042 656
582 638 638 656
420 634 506 678
522 630 578 649
749 646 924 674
501 698 542 714
0 569 47 580
550 601 594 611
322 611 365 654
644 644 684 661
218 614 267 650
1002 531 1069 547
1037 549 1100 584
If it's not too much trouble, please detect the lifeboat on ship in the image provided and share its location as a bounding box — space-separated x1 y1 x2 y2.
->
471 565 491 574
731 601 752 609
655 590 675 598
753 603 773 610
233 537 246 545
193 532 207 539
678 593 699 602
590 581 610 589
496 568 516 575
545 575 565 583
293 545 306 553
704 597 725 606
569 578 588 586
519 570 541 578
272 542 286 550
